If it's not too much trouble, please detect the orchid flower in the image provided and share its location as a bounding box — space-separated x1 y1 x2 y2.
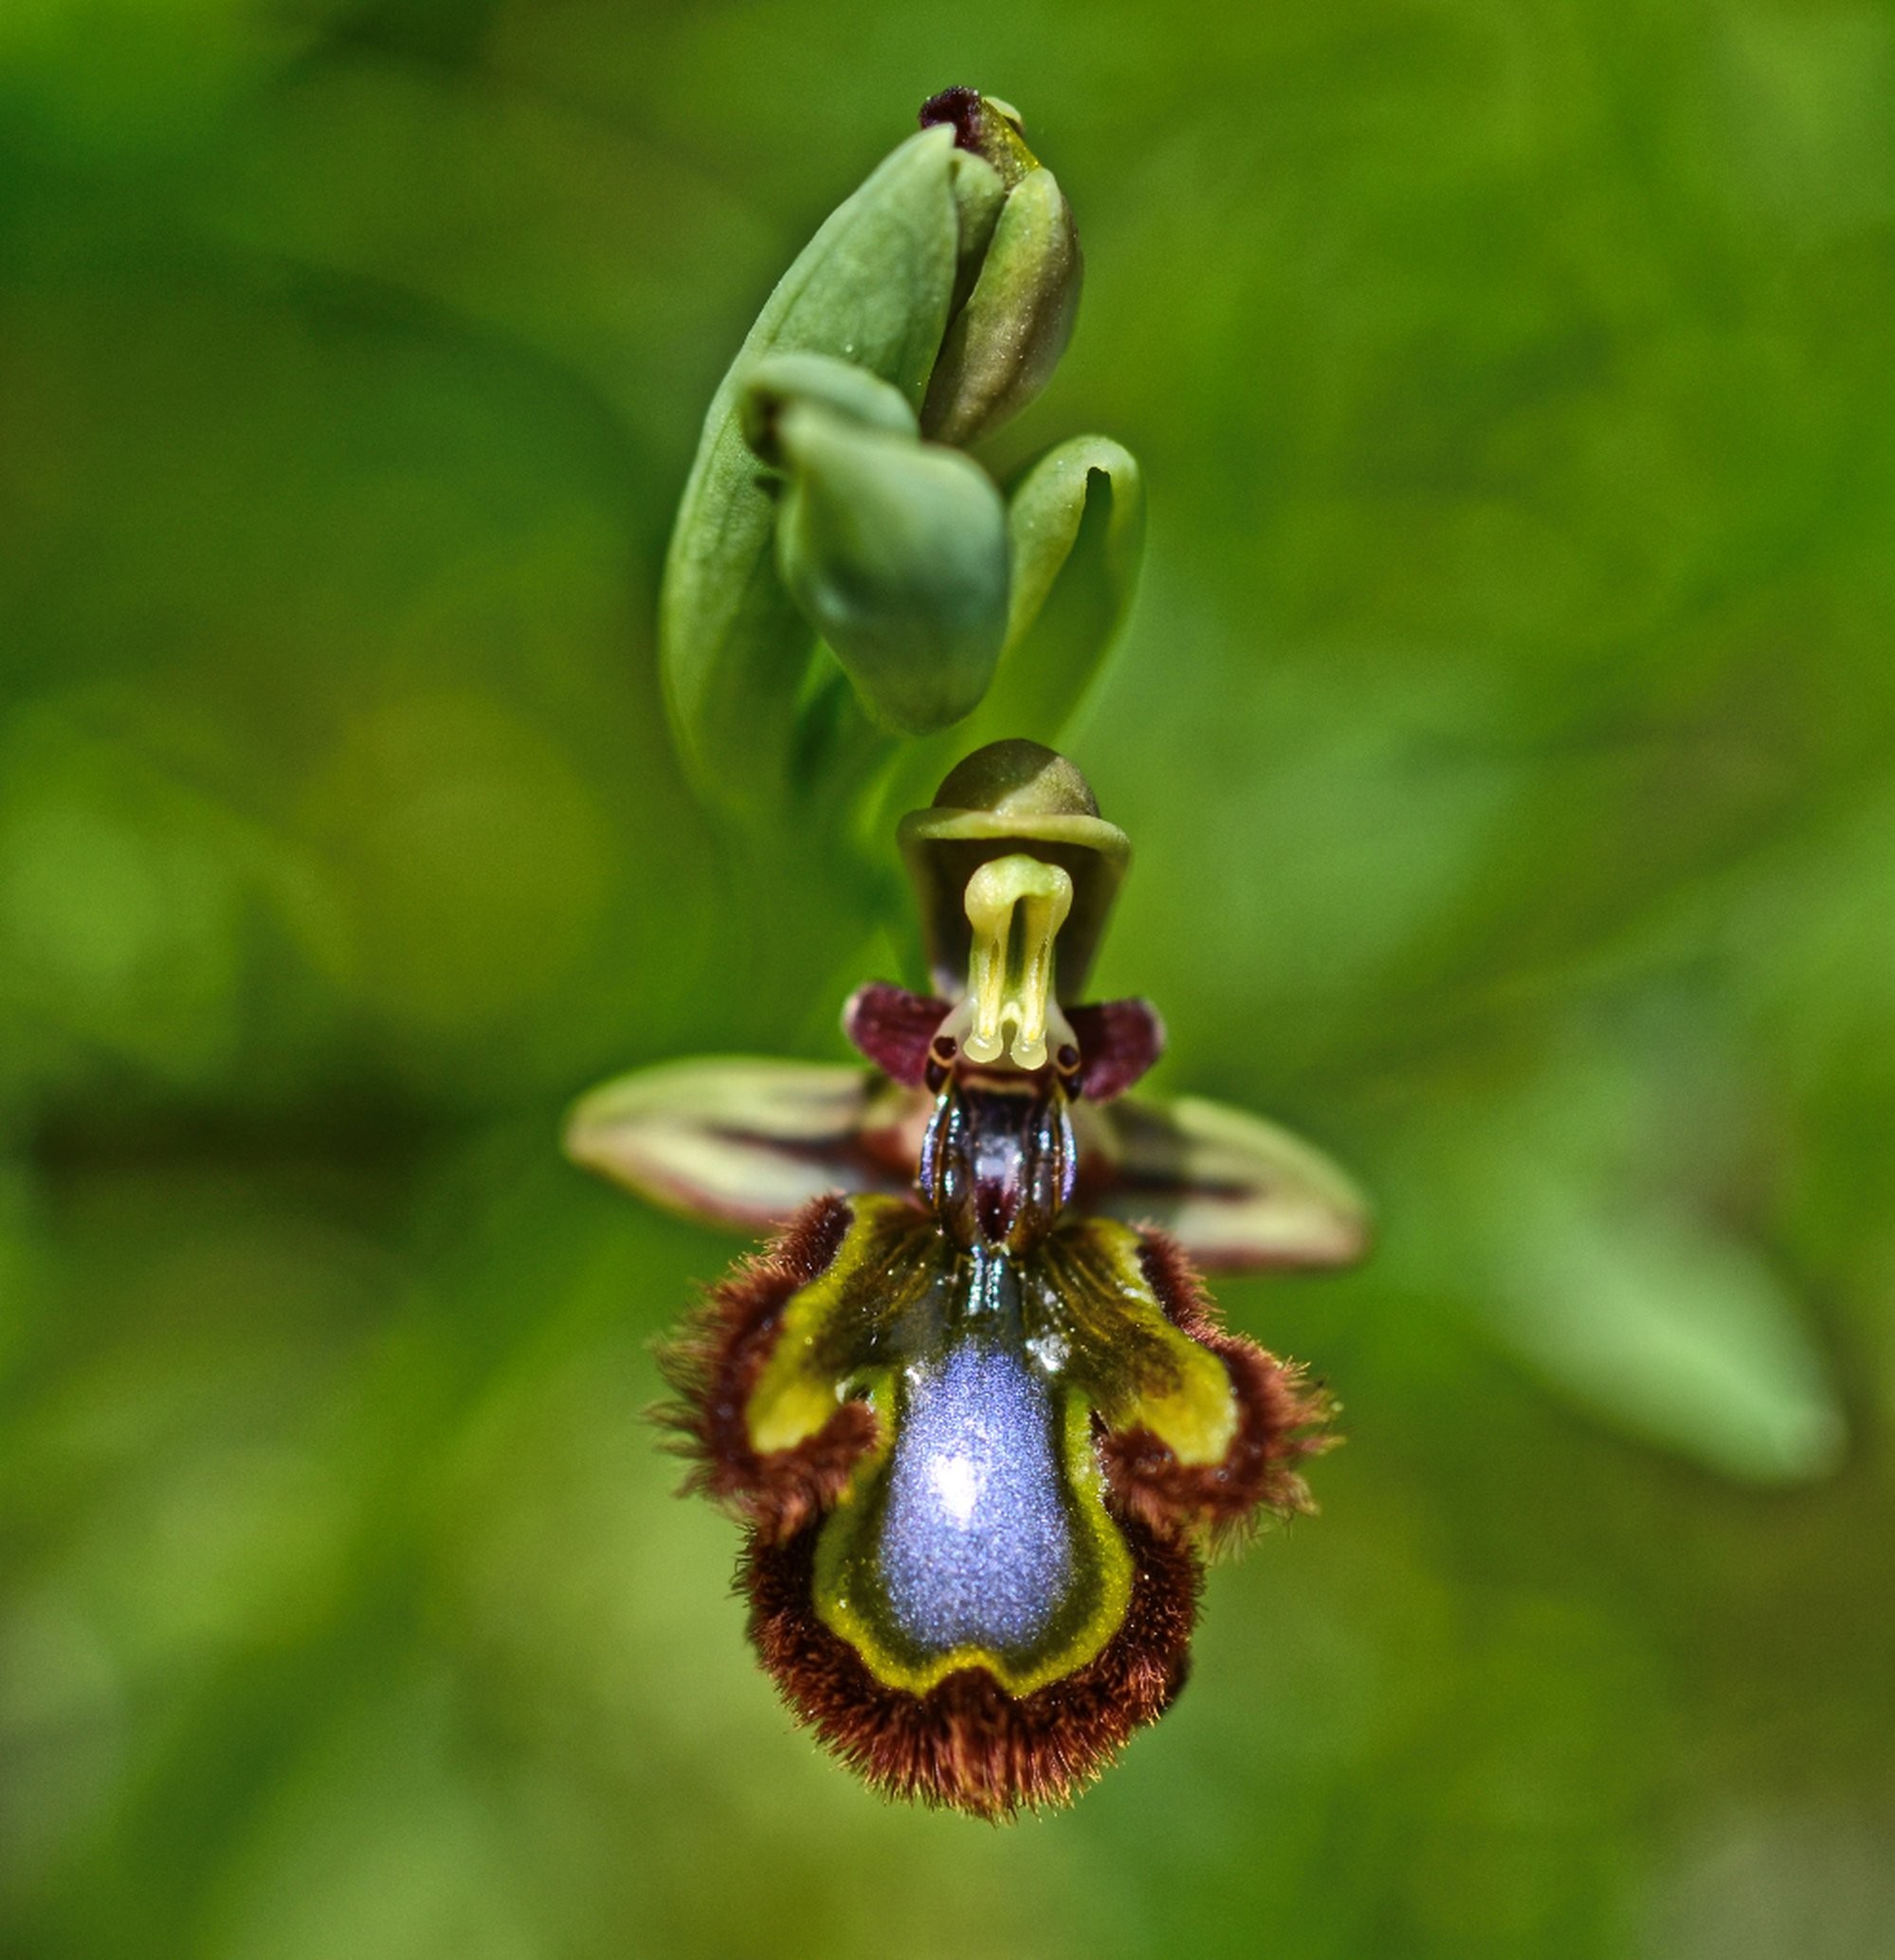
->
566 740 1369 1815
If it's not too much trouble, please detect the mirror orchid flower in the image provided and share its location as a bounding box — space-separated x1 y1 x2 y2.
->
566 739 1369 1817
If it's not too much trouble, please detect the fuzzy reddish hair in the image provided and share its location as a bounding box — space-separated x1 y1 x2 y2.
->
655 1193 881 1543
1099 1228 1336 1550
742 1512 1201 1820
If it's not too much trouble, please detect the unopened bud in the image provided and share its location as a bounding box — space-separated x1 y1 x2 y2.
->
739 355 1011 737
918 89 1083 448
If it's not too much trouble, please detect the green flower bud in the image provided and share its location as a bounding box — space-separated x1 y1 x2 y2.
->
982 434 1145 739
662 123 989 820
877 435 1145 820
744 356 1011 737
738 352 920 458
918 89 1084 449
659 92 1091 826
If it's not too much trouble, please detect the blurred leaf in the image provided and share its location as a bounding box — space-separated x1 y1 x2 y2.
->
1485 1171 1846 1487
1422 1046 1850 1487
300 689 613 1038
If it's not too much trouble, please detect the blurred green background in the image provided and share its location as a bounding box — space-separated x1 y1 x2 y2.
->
5 1 1895 1955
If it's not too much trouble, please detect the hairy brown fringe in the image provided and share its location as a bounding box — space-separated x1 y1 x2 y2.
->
653 1192 878 1544
1101 1228 1338 1552
742 1512 1200 1820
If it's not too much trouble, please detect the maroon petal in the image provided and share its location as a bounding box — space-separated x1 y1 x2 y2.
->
1066 997 1166 1100
741 1509 1200 1819
843 983 952 1086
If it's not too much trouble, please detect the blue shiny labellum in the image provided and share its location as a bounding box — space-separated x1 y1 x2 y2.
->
878 1338 1074 1653
807 1232 1138 1697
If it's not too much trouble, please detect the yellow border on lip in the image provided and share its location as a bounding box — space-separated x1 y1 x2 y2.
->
1037 1218 1240 1466
809 1383 1135 1697
745 1196 937 1454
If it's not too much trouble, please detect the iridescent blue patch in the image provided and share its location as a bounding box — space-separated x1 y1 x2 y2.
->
876 1340 1074 1655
